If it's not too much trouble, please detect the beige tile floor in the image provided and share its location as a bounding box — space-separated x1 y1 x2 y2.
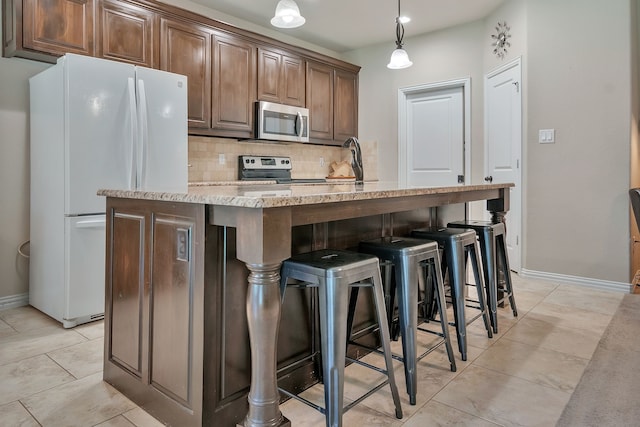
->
0 274 625 426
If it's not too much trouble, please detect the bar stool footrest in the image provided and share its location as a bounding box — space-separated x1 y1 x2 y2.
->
278 387 325 414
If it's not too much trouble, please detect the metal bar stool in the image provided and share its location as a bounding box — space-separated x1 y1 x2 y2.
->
447 220 518 333
356 237 456 405
410 227 493 361
279 249 403 427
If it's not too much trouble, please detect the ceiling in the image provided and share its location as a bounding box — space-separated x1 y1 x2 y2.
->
190 0 506 53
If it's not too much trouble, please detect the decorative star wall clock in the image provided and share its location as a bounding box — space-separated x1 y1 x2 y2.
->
491 21 511 59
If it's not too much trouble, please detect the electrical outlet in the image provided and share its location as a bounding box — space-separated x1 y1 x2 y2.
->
319 157 325 167
219 153 226 165
176 228 189 261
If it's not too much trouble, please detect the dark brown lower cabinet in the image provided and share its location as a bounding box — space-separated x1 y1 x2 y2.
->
104 198 388 427
104 199 205 427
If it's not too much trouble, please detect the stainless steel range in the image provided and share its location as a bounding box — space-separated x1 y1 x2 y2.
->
238 155 325 184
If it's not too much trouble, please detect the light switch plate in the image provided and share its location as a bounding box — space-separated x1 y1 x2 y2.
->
539 129 555 144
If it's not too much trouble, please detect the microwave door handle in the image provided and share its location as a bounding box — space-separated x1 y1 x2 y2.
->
296 111 304 138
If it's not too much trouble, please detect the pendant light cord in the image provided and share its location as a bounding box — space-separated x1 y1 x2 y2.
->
395 0 405 49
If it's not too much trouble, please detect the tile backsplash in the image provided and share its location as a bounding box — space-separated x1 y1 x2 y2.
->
188 136 378 182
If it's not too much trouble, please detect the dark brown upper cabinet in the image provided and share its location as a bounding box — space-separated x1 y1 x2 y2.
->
9 0 95 59
333 68 358 142
97 0 157 67
306 60 358 145
160 16 212 129
306 60 333 142
211 31 256 138
257 47 304 107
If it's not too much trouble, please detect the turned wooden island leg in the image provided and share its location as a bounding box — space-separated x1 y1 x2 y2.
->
243 263 291 427
214 206 293 427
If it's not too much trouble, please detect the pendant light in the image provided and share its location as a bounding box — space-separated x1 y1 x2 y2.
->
387 0 413 69
271 0 306 29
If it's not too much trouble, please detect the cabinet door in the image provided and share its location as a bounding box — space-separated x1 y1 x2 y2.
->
257 47 304 107
150 214 197 407
160 17 212 129
334 69 358 141
212 32 256 137
97 0 157 67
257 47 281 104
108 210 147 379
306 60 333 141
23 0 95 56
281 53 305 107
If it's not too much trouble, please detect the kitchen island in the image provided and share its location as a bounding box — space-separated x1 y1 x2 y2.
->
99 181 512 427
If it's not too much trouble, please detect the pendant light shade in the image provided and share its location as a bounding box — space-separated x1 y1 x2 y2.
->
271 0 305 29
387 47 413 69
387 1 413 69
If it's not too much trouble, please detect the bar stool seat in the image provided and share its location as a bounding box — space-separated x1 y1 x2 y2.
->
279 249 403 427
447 220 518 333
411 227 493 361
356 237 456 405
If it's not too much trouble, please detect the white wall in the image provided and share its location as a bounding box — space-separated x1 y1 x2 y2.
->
0 45 49 300
525 0 631 282
631 0 640 276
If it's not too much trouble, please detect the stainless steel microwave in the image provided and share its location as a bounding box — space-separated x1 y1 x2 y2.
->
255 101 309 143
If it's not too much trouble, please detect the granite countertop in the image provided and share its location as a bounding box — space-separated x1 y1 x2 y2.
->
98 182 514 208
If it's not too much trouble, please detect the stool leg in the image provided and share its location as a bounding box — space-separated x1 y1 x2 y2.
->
431 257 456 372
479 230 499 334
395 257 418 405
371 270 403 419
422 263 436 320
320 278 349 427
446 243 468 361
469 241 493 339
497 235 518 317
387 266 400 340
345 287 360 348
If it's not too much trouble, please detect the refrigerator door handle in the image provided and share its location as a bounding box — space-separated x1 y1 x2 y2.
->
127 77 138 190
74 218 106 229
137 78 149 191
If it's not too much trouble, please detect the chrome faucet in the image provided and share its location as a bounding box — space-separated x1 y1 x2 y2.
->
343 136 363 184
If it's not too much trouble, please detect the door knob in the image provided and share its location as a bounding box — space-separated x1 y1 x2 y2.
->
484 176 493 183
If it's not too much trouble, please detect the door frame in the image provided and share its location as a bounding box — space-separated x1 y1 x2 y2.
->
397 78 471 187
484 56 523 272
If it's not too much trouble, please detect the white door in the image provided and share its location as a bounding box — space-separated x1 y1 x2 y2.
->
65 54 135 216
402 86 465 186
65 215 106 322
485 59 522 271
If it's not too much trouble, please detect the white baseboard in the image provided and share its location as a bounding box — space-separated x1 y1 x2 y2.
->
520 269 632 293
0 293 29 311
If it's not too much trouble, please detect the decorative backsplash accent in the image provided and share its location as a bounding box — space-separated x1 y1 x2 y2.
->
188 136 378 182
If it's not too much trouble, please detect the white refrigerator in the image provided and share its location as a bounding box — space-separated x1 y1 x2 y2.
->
29 53 188 328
